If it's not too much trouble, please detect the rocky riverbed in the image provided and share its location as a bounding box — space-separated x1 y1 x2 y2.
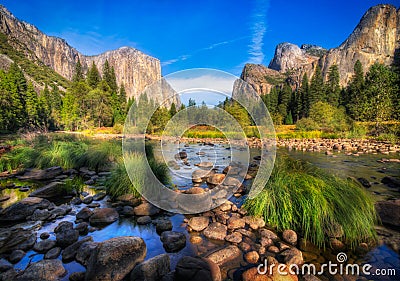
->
0 141 399 281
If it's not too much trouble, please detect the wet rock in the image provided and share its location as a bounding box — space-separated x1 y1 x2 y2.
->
244 251 259 264
75 222 89 235
192 169 211 183
207 174 225 185
82 196 94 204
156 219 173 233
278 247 303 266
30 209 51 221
0 197 50 221
185 187 205 194
116 194 141 207
9 249 25 263
225 232 243 244
206 245 242 266
260 237 273 247
85 236 146 281
137 216 152 225
69 271 86 281
268 245 280 253
62 236 93 262
282 230 298 245
203 222 227 241
0 258 12 272
76 241 98 266
89 208 119 226
121 205 135 216
134 203 160 216
51 204 72 217
176 151 188 160
76 207 94 220
15 259 66 281
237 228 256 240
0 229 36 254
219 202 231 212
381 176 400 188
375 199 400 227
196 161 213 168
243 216 265 230
190 236 203 244
1 268 18 280
242 266 298 281
0 196 10 202
357 177 371 188
93 192 106 201
56 228 79 248
33 239 56 253
71 197 82 205
222 177 241 187
87 202 100 208
329 238 346 252
239 242 252 252
160 231 186 253
227 217 245 230
130 253 170 281
174 256 221 281
44 247 61 259
260 229 279 241
18 166 63 181
29 181 67 198
188 216 209 232
54 221 73 233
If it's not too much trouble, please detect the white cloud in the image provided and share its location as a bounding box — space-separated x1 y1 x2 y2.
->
247 0 269 65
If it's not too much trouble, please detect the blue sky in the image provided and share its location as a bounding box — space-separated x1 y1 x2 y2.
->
1 1 398 76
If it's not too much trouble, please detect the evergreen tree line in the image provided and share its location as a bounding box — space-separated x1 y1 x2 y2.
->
261 61 399 128
0 59 130 132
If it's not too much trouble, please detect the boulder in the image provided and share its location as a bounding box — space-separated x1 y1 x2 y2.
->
44 247 61 259
188 216 209 232
56 227 79 248
33 239 56 253
134 203 160 216
62 236 93 262
17 166 63 181
160 231 186 253
30 209 51 221
243 216 265 230
93 192 106 201
203 222 227 241
76 207 94 220
0 228 36 253
85 236 146 281
207 174 226 185
225 232 242 244
0 197 50 221
137 216 152 225
122 205 135 216
76 241 98 267
89 208 119 226
206 245 242 266
9 249 25 263
282 230 298 245
375 199 400 227
0 258 12 272
29 182 67 198
15 259 66 281
130 254 170 281
82 196 94 204
155 219 173 233
227 217 245 230
175 256 221 281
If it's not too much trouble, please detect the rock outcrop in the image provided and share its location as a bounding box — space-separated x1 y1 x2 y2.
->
238 4 399 94
0 5 179 104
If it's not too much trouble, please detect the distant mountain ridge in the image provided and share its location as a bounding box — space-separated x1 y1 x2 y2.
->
0 5 164 102
239 4 400 96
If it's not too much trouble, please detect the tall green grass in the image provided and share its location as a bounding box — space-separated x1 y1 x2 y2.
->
244 157 377 248
0 134 122 172
105 145 170 199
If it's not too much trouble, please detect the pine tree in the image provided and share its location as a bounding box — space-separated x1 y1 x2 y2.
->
347 60 366 121
103 60 118 93
277 83 292 117
300 73 310 117
309 65 324 106
73 58 84 82
169 103 177 117
326 64 340 107
25 82 39 128
87 61 101 88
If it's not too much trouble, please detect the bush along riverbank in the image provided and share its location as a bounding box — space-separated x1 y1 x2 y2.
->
0 135 398 281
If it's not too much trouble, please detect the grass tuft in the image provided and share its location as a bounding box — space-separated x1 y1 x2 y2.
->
244 156 377 248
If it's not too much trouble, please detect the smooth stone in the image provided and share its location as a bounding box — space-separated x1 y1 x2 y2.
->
33 239 56 253
188 216 209 232
85 236 146 281
89 208 119 226
15 259 66 281
44 247 61 259
0 197 50 221
227 217 245 230
137 216 152 225
206 245 242 266
9 249 25 263
225 232 242 244
17 166 63 181
76 207 93 220
244 251 259 264
62 236 93 262
130 253 170 281
82 196 93 204
160 231 186 253
134 202 160 216
56 228 79 248
174 256 221 281
203 222 227 241
93 192 106 201
282 229 298 245
76 241 98 267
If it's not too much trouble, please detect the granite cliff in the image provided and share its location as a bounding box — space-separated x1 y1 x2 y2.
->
0 5 175 104
239 4 399 95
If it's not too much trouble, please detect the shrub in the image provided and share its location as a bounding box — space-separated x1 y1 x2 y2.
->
244 157 377 248
295 118 319 131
